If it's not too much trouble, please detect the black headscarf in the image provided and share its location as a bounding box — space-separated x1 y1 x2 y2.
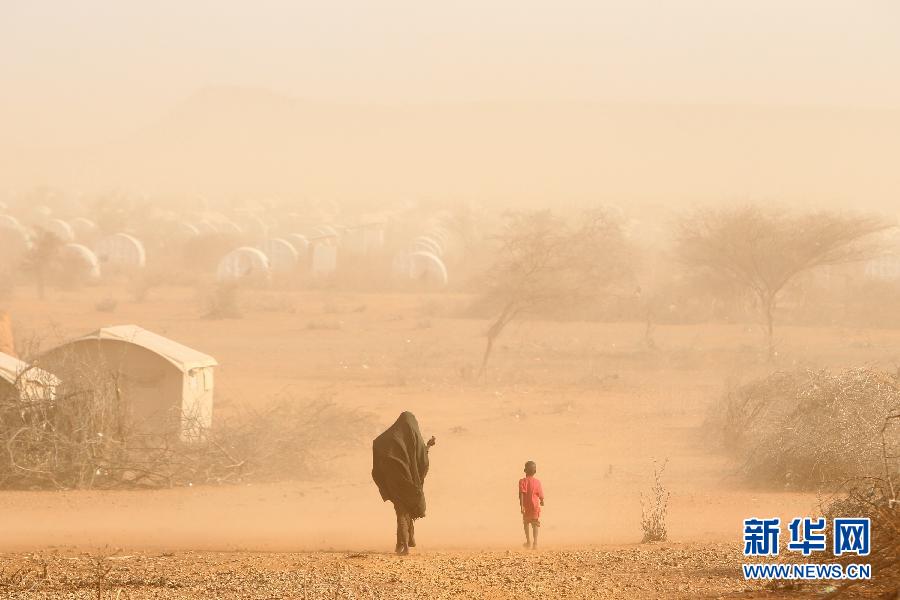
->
372 411 429 518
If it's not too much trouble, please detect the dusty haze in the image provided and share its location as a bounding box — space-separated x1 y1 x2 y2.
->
1 3 900 598
3 1 900 208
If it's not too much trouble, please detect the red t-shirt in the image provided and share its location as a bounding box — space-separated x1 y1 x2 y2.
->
519 476 544 519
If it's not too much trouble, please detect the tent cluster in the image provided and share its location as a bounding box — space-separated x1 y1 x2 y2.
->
0 197 470 290
391 211 458 288
0 209 145 282
215 222 350 284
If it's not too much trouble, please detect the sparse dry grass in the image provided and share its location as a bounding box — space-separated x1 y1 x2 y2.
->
0 544 765 600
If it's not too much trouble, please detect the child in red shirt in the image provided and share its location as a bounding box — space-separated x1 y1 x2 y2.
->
518 460 545 549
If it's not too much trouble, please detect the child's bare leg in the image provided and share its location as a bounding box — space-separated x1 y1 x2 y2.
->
407 515 416 548
531 523 539 549
523 522 531 548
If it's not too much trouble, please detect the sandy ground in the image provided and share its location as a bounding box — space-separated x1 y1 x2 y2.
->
2 284 897 597
0 545 831 600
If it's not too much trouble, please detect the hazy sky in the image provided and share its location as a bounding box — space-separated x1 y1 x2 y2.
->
3 0 899 145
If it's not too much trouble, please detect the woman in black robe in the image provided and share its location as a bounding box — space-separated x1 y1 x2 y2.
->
372 412 435 555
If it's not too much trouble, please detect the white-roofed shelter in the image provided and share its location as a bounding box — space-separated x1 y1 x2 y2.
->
40 325 216 441
0 352 60 403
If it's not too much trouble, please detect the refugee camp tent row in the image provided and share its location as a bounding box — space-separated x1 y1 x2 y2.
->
40 325 217 441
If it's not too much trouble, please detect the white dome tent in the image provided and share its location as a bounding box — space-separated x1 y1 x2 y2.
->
194 221 219 236
243 215 269 239
410 251 448 287
61 244 101 281
392 251 448 287
44 218 75 243
216 220 243 236
257 238 299 273
312 225 341 243
173 221 200 240
412 235 444 257
70 217 98 240
286 233 310 259
0 215 23 229
94 233 147 271
216 247 271 283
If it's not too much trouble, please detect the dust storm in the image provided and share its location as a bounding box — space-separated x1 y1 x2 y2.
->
2 2 900 598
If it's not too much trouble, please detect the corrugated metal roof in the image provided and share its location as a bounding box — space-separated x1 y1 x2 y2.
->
73 325 217 373
0 352 60 387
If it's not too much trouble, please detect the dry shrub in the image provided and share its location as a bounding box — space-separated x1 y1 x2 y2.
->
306 318 342 331
246 291 296 313
711 368 900 490
812 413 900 598
94 297 118 313
0 371 374 489
203 283 242 319
209 395 375 482
128 268 167 302
820 482 898 598
640 460 670 543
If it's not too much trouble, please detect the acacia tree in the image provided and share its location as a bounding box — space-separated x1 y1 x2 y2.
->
477 209 632 375
677 205 891 360
21 231 63 299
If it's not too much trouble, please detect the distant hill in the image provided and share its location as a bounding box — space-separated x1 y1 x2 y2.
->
4 86 899 212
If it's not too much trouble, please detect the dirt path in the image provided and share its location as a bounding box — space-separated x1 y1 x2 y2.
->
0 545 824 599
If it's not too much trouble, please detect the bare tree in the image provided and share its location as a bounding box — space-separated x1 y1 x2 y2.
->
477 210 632 375
677 205 891 360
